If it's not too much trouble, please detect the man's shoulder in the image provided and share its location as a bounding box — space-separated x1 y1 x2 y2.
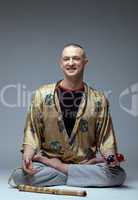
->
88 85 105 98
32 82 56 101
88 85 108 105
36 82 56 93
37 83 56 91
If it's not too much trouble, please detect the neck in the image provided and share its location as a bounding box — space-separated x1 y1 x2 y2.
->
60 77 84 90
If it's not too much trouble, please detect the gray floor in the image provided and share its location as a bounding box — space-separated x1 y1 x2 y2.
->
0 167 138 200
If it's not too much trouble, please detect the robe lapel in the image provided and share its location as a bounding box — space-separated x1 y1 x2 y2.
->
69 83 88 144
54 82 88 145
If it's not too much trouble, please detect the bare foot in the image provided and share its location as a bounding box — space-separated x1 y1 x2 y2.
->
47 158 69 174
33 155 69 174
32 154 42 162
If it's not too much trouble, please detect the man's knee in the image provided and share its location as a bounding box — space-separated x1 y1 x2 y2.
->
10 165 67 187
10 162 44 186
11 168 28 186
107 166 127 186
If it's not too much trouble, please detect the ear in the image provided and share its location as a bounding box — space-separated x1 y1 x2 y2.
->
84 58 88 65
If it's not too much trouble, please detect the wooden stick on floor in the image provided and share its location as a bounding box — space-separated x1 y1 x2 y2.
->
18 185 87 197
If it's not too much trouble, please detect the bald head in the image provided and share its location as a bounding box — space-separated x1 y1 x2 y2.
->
59 43 88 80
62 43 86 58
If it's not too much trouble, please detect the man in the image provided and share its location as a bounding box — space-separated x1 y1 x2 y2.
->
9 43 126 187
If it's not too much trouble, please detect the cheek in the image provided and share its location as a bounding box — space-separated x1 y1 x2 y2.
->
78 64 84 70
62 62 68 67
60 63 66 69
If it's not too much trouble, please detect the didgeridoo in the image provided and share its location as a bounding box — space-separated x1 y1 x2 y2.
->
17 184 87 197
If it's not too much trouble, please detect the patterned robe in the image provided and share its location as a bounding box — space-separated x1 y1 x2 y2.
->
22 81 118 163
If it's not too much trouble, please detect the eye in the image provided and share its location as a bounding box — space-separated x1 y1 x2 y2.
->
63 57 69 61
73 56 81 61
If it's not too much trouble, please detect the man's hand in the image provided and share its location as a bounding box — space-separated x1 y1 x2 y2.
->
106 159 120 167
22 155 37 175
105 154 120 167
22 144 37 176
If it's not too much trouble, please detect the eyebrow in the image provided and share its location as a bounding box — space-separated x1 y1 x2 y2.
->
62 56 82 59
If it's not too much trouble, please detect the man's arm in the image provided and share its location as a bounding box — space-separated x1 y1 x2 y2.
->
96 94 119 167
22 144 37 175
21 90 43 174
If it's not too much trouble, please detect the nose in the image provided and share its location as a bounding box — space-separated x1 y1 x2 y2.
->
69 58 74 65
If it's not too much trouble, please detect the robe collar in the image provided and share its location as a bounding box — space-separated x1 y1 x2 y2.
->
53 80 88 140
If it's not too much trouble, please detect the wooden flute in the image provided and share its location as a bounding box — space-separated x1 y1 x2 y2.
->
17 185 87 197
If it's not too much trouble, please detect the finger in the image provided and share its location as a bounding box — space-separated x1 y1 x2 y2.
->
25 158 31 168
22 158 29 170
22 161 30 174
80 158 97 164
92 157 105 164
79 159 88 164
82 159 97 164
86 159 97 164
23 160 37 175
22 163 32 174
28 161 38 174
107 161 120 167
24 166 37 175
28 160 33 169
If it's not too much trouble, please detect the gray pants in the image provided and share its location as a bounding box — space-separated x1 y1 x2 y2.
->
10 162 126 187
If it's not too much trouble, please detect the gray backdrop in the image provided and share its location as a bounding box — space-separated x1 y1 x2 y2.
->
0 0 138 173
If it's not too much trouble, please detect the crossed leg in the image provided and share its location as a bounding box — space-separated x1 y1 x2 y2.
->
10 162 126 187
11 162 67 187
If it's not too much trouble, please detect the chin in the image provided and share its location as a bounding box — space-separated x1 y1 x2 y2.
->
64 70 78 76
65 72 78 77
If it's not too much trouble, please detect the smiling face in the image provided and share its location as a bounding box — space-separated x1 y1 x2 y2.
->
60 46 88 79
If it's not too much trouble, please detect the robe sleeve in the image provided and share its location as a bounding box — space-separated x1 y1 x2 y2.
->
96 94 118 159
21 89 43 152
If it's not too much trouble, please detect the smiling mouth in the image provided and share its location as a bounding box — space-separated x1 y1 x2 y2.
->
67 68 76 70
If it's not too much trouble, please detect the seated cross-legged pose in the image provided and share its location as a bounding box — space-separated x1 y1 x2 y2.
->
9 43 126 187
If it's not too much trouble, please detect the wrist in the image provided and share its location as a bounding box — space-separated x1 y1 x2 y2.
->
23 151 34 161
23 145 35 159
